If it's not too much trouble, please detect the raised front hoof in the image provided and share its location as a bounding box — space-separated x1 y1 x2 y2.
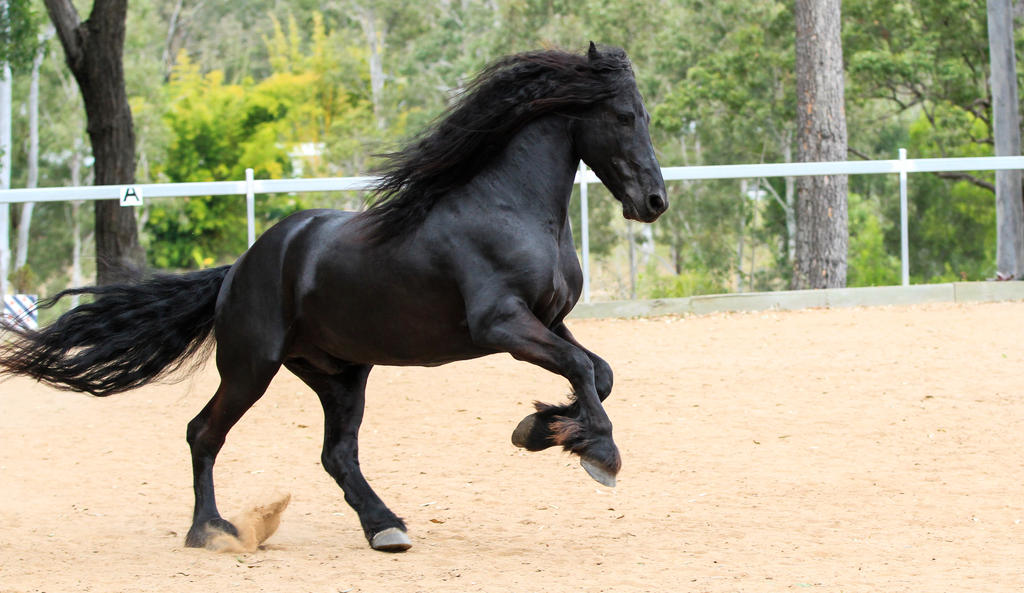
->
580 457 617 488
370 527 411 552
184 517 237 548
511 412 554 451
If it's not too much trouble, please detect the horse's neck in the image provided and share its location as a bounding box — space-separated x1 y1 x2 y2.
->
467 116 579 226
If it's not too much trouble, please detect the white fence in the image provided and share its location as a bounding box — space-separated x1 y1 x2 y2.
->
1 153 1023 302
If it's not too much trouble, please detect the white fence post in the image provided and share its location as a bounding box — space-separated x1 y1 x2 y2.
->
0 203 7 298
1 62 10 298
245 168 256 248
899 148 909 286
579 163 591 304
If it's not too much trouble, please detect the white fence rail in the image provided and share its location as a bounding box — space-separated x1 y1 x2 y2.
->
2 153 1023 301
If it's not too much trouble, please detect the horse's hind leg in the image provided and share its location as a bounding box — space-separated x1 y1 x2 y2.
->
285 360 411 552
184 352 281 548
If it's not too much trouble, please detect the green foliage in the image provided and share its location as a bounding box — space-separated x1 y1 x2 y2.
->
901 109 997 282
664 179 746 275
146 54 296 268
649 1 798 292
9 263 36 293
846 0 989 116
653 0 794 163
907 173 996 282
847 193 901 286
568 185 620 259
0 0 40 70
639 267 728 298
16 202 80 287
146 13 382 269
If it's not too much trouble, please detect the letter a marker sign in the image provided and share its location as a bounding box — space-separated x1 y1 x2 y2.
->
120 186 143 207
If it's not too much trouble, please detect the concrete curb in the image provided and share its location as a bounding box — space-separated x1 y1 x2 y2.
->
568 282 1024 320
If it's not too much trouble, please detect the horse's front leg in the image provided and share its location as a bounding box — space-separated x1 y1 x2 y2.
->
510 323 614 453
554 323 614 399
469 302 620 486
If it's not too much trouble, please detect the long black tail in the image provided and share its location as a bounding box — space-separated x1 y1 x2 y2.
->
0 266 231 396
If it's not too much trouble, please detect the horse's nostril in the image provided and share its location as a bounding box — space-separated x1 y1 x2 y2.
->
647 194 666 212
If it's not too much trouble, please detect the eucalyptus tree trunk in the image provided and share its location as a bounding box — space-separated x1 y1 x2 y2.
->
792 0 849 289
45 0 144 285
161 0 185 81
1 61 11 298
15 32 51 272
354 3 386 130
987 0 1024 280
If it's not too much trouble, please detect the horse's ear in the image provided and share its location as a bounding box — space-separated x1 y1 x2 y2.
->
587 41 600 62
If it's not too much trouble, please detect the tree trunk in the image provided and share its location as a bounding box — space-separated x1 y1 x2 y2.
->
161 0 185 81
15 33 50 272
45 0 143 285
987 0 1024 279
792 0 849 289
1 61 11 297
355 3 386 130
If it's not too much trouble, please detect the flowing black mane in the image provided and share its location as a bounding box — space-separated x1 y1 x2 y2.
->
357 44 634 242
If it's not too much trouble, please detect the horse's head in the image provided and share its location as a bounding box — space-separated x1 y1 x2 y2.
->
573 43 668 223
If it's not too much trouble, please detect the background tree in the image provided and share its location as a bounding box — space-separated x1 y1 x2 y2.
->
45 0 144 284
146 13 381 269
15 28 55 280
792 0 849 289
844 0 1014 281
986 0 1024 279
1 0 41 295
654 1 797 292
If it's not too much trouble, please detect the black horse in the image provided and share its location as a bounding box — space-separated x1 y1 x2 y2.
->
0 43 667 552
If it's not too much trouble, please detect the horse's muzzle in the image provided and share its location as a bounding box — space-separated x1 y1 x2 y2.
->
623 191 667 223
644 192 668 221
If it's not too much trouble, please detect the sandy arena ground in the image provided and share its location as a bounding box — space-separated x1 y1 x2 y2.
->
1 301 1023 593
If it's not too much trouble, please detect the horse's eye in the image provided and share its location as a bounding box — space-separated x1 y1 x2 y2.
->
616 113 634 125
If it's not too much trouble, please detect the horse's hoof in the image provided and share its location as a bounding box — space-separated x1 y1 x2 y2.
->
184 517 237 548
511 413 538 448
511 412 554 451
581 457 617 488
371 527 411 552
184 529 206 548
